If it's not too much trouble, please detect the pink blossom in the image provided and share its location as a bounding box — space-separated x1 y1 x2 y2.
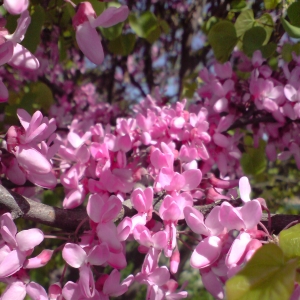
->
3 0 29 15
0 213 45 278
72 2 129 65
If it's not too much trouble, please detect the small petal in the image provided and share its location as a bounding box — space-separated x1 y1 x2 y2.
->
190 236 222 269
76 22 104 65
16 228 44 251
3 0 28 15
62 243 86 268
8 43 39 71
26 282 48 300
91 6 129 28
239 176 251 202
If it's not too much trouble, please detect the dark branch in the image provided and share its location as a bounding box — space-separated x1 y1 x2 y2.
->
0 185 298 235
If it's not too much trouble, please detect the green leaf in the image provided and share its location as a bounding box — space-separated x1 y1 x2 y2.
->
255 13 274 45
260 42 277 58
264 0 281 10
282 43 294 62
281 17 300 38
100 22 124 41
108 33 136 56
129 11 160 43
243 27 267 56
235 9 255 39
279 223 300 258
230 0 247 12
22 5 45 53
5 14 18 34
287 2 300 27
241 138 267 175
159 20 170 34
208 21 238 63
182 82 198 98
31 82 54 112
225 244 297 300
203 16 219 34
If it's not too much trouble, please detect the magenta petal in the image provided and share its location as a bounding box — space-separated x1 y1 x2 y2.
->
1 226 17 248
183 206 210 236
91 6 129 28
26 171 57 189
103 269 121 295
201 270 225 299
26 282 48 300
162 202 181 221
87 193 104 223
62 243 86 268
284 84 297 102
17 108 31 130
79 264 95 298
190 236 222 269
87 243 109 266
111 274 134 297
3 0 29 15
240 199 262 229
16 145 52 174
148 266 170 286
0 80 8 102
76 22 104 65
23 249 53 269
62 282 80 300
101 195 122 223
0 41 14 65
182 169 202 191
16 228 44 251
8 43 39 71
1 280 26 300
134 224 152 248
117 217 132 241
107 251 127 269
219 202 245 231
131 190 147 212
97 222 122 253
205 206 224 236
226 232 251 266
0 212 17 240
239 176 251 202
63 188 85 209
152 231 167 250
0 249 25 277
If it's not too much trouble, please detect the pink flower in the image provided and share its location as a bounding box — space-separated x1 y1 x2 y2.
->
3 0 29 15
0 213 45 278
72 2 129 65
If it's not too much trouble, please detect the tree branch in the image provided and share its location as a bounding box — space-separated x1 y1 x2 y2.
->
0 185 298 235
0 185 137 232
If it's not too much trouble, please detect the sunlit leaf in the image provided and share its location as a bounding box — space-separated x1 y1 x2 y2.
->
255 13 274 45
281 17 300 38
264 0 281 10
235 9 255 38
226 244 297 300
279 223 300 259
129 11 160 43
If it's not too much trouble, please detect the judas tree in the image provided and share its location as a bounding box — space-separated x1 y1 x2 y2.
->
1 0 300 299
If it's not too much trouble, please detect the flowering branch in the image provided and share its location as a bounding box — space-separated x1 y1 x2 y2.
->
0 184 297 234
